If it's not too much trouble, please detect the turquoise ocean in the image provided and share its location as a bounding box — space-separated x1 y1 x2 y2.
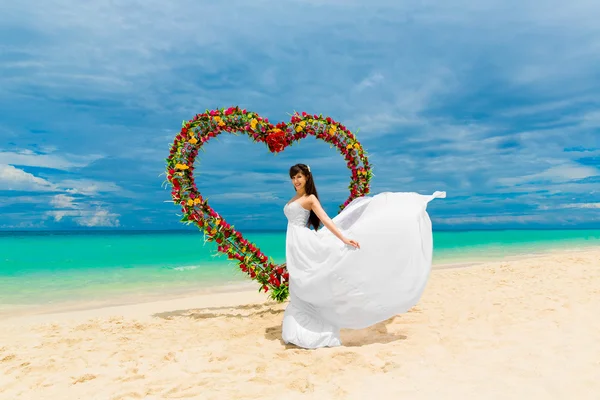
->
1 229 599 313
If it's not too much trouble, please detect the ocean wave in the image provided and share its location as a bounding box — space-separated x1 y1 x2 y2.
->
171 265 201 271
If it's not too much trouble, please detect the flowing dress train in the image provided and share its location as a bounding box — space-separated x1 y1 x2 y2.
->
281 191 446 349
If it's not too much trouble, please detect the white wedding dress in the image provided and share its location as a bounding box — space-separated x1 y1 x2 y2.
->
281 191 446 349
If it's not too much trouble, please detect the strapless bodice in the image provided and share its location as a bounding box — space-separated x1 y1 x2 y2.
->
283 201 310 227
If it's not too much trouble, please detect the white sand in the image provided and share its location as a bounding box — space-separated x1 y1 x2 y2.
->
1 249 598 399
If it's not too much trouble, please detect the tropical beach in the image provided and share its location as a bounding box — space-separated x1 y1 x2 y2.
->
3 0 600 399
1 247 599 399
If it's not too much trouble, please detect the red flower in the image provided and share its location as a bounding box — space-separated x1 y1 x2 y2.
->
266 130 287 153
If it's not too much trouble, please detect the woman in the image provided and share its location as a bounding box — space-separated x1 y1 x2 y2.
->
281 163 445 349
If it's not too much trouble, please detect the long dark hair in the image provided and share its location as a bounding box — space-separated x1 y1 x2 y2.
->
289 163 321 231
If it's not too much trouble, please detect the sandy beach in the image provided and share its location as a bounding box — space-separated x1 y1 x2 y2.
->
1 249 598 399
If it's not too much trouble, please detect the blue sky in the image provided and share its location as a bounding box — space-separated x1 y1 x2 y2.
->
1 0 599 231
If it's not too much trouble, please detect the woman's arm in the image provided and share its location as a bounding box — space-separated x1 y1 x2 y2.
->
307 195 360 248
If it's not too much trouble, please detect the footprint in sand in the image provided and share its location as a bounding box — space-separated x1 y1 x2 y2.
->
112 391 144 400
72 373 97 384
118 373 146 383
381 361 401 372
286 377 315 393
331 351 364 365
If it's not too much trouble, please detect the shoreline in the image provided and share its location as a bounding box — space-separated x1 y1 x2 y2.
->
2 246 597 324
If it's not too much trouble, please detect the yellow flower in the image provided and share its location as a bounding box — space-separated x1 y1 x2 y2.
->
175 163 189 170
247 113 253 118
215 219 221 226
193 198 202 205
241 246 247 252
353 143 360 149
295 125 303 132
189 137 198 145
218 120 225 127
250 118 258 129
346 144 353 149
210 228 217 235
308 119 314 123
187 199 194 206
214 116 221 122
299 121 306 127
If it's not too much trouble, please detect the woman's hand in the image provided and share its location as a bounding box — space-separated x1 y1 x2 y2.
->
343 237 360 249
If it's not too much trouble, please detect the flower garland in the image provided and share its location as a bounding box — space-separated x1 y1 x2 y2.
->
165 106 372 302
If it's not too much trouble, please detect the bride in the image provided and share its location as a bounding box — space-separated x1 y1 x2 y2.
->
281 163 445 349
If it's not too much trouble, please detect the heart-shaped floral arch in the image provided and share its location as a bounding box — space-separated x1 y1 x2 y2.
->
165 106 373 302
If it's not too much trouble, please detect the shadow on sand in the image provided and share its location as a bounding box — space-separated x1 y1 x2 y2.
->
152 302 284 320
264 319 407 349
152 303 407 348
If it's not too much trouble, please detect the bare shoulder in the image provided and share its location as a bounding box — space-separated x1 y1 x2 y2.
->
307 194 322 207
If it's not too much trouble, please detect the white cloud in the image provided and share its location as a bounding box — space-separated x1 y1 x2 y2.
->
355 72 384 92
208 192 280 202
62 179 122 196
435 212 600 226
436 215 547 225
0 150 103 170
47 209 120 227
539 202 600 210
0 220 46 230
497 164 599 186
50 194 78 208
46 193 121 227
0 164 123 196
0 164 58 191
0 167 123 228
